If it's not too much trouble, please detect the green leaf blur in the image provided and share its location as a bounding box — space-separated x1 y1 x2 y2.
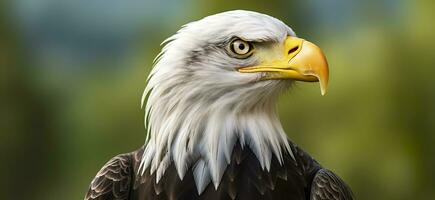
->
1 0 434 199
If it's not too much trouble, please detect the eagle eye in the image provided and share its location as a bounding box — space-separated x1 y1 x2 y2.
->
228 39 253 58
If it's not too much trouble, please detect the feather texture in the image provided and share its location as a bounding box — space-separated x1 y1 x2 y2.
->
85 154 132 200
85 10 354 199
85 140 353 200
310 169 354 200
139 10 296 191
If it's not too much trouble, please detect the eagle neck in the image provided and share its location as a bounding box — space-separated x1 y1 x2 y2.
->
140 88 293 194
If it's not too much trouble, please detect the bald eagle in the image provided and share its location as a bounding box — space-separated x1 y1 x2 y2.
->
85 10 353 200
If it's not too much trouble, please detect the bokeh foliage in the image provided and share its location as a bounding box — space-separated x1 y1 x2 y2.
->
1 0 435 199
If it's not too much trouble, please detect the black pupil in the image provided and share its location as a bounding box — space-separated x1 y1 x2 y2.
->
238 43 245 50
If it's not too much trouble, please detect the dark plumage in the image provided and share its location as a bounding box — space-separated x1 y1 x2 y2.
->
85 140 353 200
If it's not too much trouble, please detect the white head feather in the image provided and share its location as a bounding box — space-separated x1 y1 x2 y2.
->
140 10 296 194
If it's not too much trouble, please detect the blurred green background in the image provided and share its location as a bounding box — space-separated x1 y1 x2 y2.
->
2 0 435 199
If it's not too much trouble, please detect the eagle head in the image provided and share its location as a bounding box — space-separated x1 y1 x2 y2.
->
140 10 328 194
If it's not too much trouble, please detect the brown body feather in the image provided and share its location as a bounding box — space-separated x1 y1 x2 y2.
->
85 140 353 200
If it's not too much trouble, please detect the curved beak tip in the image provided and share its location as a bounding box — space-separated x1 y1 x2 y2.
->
319 73 329 96
321 85 327 96
237 36 330 96
314 74 328 96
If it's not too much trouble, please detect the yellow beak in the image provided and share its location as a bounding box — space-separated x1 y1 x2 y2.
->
238 36 329 95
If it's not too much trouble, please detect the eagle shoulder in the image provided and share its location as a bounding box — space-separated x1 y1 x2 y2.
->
84 153 133 200
310 169 354 200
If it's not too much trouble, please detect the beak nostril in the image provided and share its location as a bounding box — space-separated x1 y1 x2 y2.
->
288 46 299 55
